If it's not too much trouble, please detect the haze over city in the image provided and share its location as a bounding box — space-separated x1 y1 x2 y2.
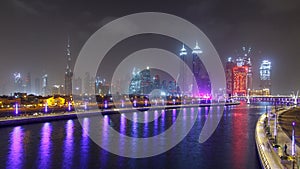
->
0 0 300 95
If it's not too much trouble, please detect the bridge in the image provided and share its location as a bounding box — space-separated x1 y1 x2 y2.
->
232 93 299 105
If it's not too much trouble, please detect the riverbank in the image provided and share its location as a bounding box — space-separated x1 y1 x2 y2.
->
255 107 300 169
0 102 239 127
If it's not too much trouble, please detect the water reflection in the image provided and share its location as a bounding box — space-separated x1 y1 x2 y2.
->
38 123 52 169
7 126 24 169
80 118 89 169
62 120 74 169
1 103 265 169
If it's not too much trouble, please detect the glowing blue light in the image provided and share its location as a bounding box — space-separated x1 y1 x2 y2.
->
227 57 232 62
84 102 87 110
179 44 187 56
45 103 48 113
104 100 108 109
121 100 124 108
68 102 71 111
15 103 18 115
133 100 137 107
145 100 148 106
192 41 203 54
292 121 296 156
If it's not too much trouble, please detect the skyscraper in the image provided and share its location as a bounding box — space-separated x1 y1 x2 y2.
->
64 36 73 96
232 65 248 96
24 72 31 94
191 41 210 96
179 44 187 95
259 60 271 91
225 46 253 96
140 67 152 94
73 77 82 95
34 78 41 95
42 74 49 96
225 57 235 96
13 72 22 92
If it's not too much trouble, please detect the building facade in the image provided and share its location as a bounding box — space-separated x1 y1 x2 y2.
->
64 37 73 96
259 60 271 92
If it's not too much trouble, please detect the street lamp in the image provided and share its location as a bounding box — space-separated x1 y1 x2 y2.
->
247 88 250 104
15 103 18 115
292 121 296 156
274 109 277 144
292 121 296 169
45 102 48 113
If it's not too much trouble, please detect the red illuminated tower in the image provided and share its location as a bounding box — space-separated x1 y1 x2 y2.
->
232 65 248 96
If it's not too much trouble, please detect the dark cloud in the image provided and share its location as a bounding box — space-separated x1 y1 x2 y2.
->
0 0 300 94
11 0 39 15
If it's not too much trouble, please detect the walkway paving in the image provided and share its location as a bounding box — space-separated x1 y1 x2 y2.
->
256 107 300 169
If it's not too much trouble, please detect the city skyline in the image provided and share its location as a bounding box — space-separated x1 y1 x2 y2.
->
3 43 272 96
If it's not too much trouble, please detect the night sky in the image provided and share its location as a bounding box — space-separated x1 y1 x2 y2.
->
0 0 300 94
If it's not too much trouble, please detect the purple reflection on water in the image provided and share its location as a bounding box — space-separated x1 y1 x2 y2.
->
154 110 159 135
132 112 138 137
120 114 126 135
62 120 74 169
100 115 110 169
172 109 176 123
38 123 52 169
160 110 166 131
15 103 18 115
7 126 24 169
143 111 149 137
101 115 110 148
80 118 89 169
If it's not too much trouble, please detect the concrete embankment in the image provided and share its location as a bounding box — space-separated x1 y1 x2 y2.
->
0 102 239 127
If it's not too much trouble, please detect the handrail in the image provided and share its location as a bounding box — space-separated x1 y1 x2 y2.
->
255 129 272 169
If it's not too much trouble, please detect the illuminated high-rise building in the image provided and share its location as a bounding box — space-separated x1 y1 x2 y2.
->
83 72 95 95
140 67 152 94
225 46 253 96
95 76 109 95
225 57 235 96
153 75 161 89
259 60 271 91
73 77 82 95
179 44 187 95
64 36 73 96
232 65 248 96
24 72 31 94
13 72 22 92
34 78 41 95
129 67 141 94
191 41 210 95
240 46 253 90
42 74 49 96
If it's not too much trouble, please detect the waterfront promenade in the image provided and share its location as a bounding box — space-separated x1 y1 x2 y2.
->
256 107 300 169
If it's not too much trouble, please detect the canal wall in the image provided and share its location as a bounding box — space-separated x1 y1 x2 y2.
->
0 102 239 127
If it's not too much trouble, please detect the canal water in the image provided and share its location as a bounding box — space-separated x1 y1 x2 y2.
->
0 102 268 169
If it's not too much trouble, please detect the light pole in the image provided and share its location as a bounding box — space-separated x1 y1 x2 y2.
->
45 102 48 113
247 88 250 104
292 121 296 168
15 103 18 115
274 108 277 144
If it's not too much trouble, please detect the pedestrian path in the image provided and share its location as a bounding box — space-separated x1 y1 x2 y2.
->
255 107 300 169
